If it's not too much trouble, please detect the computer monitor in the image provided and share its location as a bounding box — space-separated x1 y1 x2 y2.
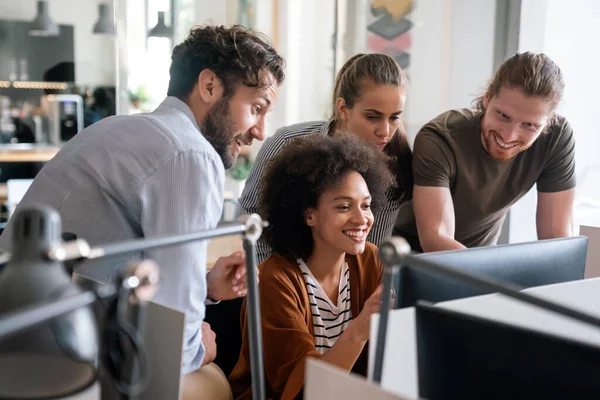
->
395 236 588 308
415 302 600 399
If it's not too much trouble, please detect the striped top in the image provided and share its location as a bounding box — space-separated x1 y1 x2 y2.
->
239 120 403 263
297 258 353 354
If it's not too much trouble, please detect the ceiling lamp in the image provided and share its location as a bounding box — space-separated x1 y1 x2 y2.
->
29 0 60 37
148 11 173 38
93 3 116 35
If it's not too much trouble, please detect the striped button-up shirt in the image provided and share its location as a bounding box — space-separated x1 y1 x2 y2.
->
239 120 402 263
0 96 224 375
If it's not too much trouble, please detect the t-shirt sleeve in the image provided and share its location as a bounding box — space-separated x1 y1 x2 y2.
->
412 130 455 188
537 120 576 193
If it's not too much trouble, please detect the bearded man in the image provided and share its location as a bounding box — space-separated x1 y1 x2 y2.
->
0 24 285 396
394 51 575 252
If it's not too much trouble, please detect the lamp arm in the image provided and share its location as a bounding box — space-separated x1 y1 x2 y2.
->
0 213 268 400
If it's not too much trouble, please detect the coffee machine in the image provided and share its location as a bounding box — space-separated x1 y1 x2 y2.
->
45 94 83 144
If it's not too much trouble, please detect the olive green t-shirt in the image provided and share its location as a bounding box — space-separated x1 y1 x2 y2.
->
394 108 576 251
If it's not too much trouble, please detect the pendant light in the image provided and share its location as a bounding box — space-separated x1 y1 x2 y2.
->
148 11 173 38
29 0 59 37
93 2 116 35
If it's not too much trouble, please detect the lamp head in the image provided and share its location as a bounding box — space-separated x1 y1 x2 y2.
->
0 205 98 398
29 0 60 37
379 237 412 266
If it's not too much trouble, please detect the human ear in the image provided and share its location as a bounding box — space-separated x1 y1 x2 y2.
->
304 208 316 227
336 98 349 122
482 91 491 110
197 69 225 103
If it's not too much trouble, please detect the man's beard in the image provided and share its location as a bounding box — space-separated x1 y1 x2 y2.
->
482 131 530 161
200 96 238 169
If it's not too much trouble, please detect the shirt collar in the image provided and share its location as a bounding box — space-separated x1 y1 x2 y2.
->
157 96 201 131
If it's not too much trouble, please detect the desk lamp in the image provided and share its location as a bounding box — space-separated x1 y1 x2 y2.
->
0 205 267 400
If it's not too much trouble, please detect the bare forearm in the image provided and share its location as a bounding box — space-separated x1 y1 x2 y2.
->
537 222 573 240
536 211 574 239
536 189 575 240
320 323 367 371
420 234 466 253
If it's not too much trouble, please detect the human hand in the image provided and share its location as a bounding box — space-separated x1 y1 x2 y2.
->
200 321 217 367
206 251 258 301
349 285 383 342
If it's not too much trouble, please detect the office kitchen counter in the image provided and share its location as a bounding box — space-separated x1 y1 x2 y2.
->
0 145 60 203
0 144 60 163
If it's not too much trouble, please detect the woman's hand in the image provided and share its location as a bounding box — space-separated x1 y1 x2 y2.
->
349 285 383 342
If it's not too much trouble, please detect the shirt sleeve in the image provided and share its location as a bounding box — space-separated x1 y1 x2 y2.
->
138 150 224 375
537 120 576 193
239 130 290 264
412 130 455 188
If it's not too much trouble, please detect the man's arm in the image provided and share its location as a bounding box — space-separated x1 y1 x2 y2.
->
536 188 575 240
413 185 466 252
411 130 465 252
536 120 576 240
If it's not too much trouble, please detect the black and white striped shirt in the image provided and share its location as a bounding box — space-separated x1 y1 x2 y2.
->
298 258 352 354
239 120 402 263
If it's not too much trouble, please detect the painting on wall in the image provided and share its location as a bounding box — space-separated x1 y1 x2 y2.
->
367 0 414 70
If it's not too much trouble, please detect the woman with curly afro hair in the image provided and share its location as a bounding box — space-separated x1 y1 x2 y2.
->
229 133 394 399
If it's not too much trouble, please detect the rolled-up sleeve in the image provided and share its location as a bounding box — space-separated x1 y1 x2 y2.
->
139 150 224 375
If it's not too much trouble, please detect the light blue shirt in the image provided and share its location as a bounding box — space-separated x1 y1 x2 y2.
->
0 97 225 374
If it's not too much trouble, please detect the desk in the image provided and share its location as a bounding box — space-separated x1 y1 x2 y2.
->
369 277 600 399
0 146 59 163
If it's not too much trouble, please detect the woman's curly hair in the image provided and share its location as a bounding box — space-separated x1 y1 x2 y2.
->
167 24 285 99
259 133 394 260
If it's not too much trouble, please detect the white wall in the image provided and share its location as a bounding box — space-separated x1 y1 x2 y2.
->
447 0 496 109
400 0 497 143
0 0 116 86
402 0 452 142
193 0 229 26
272 0 336 126
543 1 600 200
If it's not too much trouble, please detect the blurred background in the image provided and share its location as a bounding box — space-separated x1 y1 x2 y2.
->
0 0 597 243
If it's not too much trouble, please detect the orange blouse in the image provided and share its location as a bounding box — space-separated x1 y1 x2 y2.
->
229 242 383 400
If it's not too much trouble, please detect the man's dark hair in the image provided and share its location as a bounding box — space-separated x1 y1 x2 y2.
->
167 24 285 99
259 134 394 260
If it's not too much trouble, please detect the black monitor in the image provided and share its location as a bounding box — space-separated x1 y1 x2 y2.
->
415 302 600 399
395 236 588 308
